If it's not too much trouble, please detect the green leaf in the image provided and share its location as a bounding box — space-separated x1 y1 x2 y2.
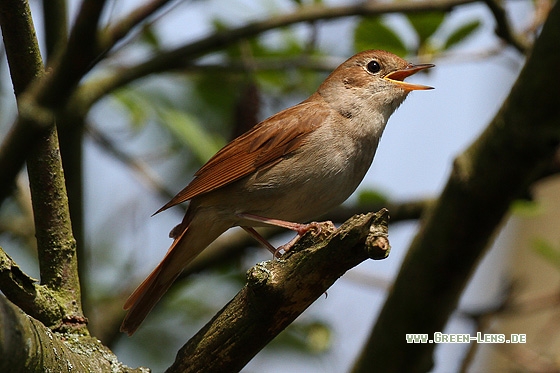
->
158 108 225 163
112 89 152 129
303 321 332 353
139 24 161 50
511 199 542 218
354 17 407 57
533 238 560 271
270 321 332 354
443 20 481 50
192 72 240 125
407 12 445 45
357 189 389 205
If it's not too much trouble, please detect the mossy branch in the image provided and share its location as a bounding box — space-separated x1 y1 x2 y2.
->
0 248 62 324
0 0 84 330
0 294 144 373
26 127 86 331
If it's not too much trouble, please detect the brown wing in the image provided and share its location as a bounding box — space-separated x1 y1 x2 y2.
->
154 96 329 214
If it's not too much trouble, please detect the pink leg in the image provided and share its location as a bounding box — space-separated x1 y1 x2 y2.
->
238 213 324 254
241 226 277 255
237 213 322 235
274 234 302 256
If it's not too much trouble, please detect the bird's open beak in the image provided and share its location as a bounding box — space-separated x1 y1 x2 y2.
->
384 63 435 91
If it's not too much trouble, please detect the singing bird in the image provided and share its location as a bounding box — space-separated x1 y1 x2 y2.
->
121 50 434 335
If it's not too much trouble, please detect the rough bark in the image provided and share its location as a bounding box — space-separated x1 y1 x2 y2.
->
0 295 145 373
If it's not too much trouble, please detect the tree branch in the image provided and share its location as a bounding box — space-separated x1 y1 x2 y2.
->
26 126 86 331
41 0 67 62
0 0 108 208
74 0 477 111
0 0 94 331
484 0 530 54
37 0 108 109
100 0 175 51
0 247 63 324
0 0 83 329
352 2 560 372
0 0 43 96
0 294 143 373
165 210 390 373
40 0 89 331
0 0 46 205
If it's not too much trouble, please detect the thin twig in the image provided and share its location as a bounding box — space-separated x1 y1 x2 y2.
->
484 0 530 54
75 0 478 107
100 0 177 51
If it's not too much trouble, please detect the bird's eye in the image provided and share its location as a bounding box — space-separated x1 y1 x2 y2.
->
366 60 381 74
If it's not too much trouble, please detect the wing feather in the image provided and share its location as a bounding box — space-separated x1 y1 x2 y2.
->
155 96 329 214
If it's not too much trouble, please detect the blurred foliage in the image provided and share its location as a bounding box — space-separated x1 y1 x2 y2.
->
511 199 543 217
357 189 390 206
158 108 225 164
355 17 408 57
271 320 332 354
138 23 162 52
216 19 325 95
354 12 481 57
408 12 446 47
443 20 482 50
290 0 324 5
112 89 153 130
533 238 560 271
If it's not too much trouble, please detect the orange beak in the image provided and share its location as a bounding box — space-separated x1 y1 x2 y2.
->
384 63 434 91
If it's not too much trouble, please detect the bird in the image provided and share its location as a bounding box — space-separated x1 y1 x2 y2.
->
121 50 434 335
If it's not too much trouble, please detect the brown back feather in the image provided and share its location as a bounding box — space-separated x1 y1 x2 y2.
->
154 96 328 214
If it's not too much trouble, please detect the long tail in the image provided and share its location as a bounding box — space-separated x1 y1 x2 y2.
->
120 215 228 335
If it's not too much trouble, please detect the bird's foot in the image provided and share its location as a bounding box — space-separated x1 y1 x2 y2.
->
239 214 335 257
